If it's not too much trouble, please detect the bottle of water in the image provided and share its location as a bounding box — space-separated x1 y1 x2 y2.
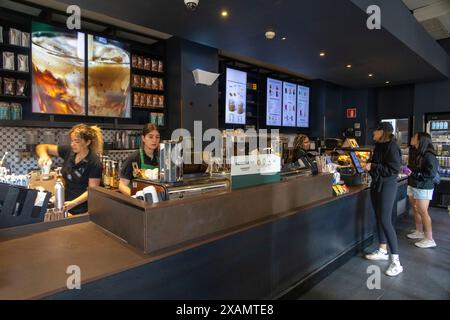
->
55 168 65 213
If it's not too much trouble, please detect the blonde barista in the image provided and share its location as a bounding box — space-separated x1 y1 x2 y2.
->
119 124 161 196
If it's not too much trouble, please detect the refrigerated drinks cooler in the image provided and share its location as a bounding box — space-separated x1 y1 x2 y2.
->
426 113 450 207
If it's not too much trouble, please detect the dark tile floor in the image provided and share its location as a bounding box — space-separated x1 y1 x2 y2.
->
299 207 450 300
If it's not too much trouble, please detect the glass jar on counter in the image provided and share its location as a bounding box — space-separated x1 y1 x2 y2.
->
0 102 10 120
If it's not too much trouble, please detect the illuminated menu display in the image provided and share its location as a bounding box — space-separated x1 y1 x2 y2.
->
32 21 86 115
266 78 282 126
225 68 247 125
296 85 310 128
282 81 297 127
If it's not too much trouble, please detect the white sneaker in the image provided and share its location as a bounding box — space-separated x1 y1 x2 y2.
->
414 238 437 248
365 249 389 261
407 230 424 240
385 262 403 276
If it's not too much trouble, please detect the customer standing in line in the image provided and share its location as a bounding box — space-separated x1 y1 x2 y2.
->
406 132 439 248
364 122 403 276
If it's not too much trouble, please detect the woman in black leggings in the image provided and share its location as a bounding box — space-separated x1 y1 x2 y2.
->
364 122 403 277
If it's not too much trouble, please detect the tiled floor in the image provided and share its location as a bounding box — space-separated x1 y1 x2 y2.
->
299 207 450 300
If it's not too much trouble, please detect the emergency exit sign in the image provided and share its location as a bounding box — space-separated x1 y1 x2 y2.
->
346 108 357 118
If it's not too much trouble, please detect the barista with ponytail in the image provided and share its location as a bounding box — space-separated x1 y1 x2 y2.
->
36 124 103 215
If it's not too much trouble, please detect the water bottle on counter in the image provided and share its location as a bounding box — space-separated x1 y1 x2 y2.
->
54 168 65 212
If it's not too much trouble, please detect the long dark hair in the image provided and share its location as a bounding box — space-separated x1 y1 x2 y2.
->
415 132 435 166
142 123 160 158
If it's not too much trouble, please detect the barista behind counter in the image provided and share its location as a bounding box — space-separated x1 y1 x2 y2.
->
119 124 161 196
292 134 318 174
36 124 103 215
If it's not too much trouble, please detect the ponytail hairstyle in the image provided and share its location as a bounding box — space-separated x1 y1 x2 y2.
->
141 123 160 158
69 124 104 155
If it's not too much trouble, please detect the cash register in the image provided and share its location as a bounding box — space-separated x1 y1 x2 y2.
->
337 151 365 186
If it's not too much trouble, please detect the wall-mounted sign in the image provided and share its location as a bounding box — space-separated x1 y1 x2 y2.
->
346 108 357 119
354 123 361 129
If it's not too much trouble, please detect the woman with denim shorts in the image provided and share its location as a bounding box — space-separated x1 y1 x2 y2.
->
407 132 439 248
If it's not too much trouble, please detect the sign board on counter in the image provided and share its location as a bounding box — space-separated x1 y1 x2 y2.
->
230 154 281 189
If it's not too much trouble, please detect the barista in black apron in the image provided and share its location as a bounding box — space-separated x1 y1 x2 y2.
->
35 124 103 215
119 124 160 196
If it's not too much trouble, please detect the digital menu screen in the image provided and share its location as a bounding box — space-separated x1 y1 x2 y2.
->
225 68 247 125
87 35 131 118
282 81 297 127
296 85 310 128
32 21 86 115
266 78 282 126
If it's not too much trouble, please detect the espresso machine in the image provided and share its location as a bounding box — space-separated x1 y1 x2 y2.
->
131 138 229 202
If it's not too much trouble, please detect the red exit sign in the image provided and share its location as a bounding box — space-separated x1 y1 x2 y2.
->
346 108 357 118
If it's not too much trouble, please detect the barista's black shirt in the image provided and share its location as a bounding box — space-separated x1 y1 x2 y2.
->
120 150 159 181
58 145 102 215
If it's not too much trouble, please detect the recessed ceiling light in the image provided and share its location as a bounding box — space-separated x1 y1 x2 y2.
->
346 64 352 68
369 73 374 77
385 81 390 84
221 10 228 17
282 37 287 41
319 52 326 57
265 30 276 40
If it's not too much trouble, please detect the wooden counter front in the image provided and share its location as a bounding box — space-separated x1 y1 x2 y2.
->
88 174 333 254
0 178 410 300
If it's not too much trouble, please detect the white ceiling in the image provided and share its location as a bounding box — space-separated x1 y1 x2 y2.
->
403 0 450 40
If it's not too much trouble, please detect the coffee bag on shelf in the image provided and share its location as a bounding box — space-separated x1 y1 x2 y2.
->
2 52 15 70
3 78 15 95
17 54 29 72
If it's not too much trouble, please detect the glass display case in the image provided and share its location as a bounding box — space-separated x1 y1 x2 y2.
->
426 113 450 207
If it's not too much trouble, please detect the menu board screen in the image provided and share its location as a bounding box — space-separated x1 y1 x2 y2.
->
266 78 282 126
32 21 86 115
225 68 247 125
296 85 310 128
87 35 131 118
282 81 297 127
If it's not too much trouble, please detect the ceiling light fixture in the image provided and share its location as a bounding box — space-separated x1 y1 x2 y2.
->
221 10 228 17
265 30 276 40
369 73 374 77
385 81 390 84
282 37 287 41
346 64 352 68
319 52 326 57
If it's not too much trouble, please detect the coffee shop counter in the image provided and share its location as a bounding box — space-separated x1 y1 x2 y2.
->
0 174 408 300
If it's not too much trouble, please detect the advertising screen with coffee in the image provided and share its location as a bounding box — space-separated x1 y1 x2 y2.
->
87 35 131 118
225 68 247 125
32 22 86 115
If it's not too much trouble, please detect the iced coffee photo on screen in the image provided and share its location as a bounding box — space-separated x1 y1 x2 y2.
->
31 21 86 115
87 35 131 118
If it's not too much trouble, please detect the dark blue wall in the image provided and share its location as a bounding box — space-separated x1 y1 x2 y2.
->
310 83 379 146
414 80 450 132
166 37 219 136
376 84 415 120
342 89 370 146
